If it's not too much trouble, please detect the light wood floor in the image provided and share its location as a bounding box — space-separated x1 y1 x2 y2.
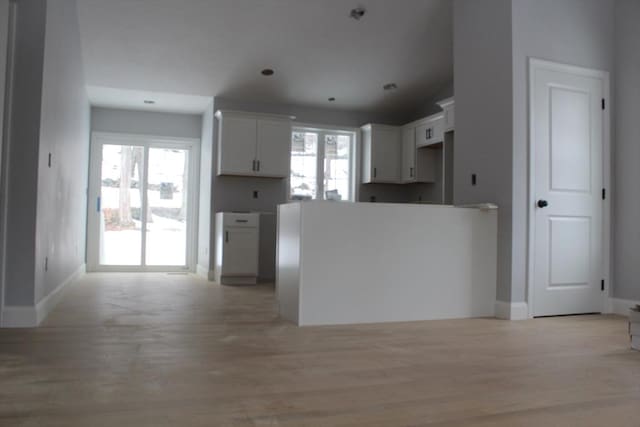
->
0 273 638 426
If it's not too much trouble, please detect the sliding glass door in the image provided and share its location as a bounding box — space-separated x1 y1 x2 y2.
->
87 133 198 271
98 143 144 266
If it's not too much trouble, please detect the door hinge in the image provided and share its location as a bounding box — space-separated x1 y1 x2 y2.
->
601 279 605 291
602 188 606 200
602 98 606 110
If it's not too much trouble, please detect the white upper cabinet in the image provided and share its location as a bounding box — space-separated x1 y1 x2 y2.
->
401 126 416 183
216 113 257 176
256 118 292 177
361 124 401 184
416 113 445 148
215 111 293 178
437 97 455 132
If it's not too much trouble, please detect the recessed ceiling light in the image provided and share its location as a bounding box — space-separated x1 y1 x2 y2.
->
328 97 336 102
261 68 275 76
350 7 366 20
143 100 155 104
383 83 398 91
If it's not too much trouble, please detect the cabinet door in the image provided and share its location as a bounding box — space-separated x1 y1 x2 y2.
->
256 119 291 177
371 127 400 182
432 116 445 142
218 115 257 175
416 118 444 148
222 228 259 276
401 127 416 183
416 123 430 147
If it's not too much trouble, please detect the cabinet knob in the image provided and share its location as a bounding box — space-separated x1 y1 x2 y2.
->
537 199 549 208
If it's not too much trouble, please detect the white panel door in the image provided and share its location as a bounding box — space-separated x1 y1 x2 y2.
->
256 119 291 177
218 115 257 176
531 61 605 317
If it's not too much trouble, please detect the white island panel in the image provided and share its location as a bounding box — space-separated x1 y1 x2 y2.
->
277 202 497 326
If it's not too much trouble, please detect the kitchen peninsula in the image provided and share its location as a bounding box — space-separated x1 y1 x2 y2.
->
276 201 498 326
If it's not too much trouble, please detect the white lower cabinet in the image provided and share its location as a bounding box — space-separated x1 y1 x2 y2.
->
214 212 259 285
216 111 292 178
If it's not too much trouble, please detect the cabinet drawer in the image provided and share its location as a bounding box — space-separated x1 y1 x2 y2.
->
222 213 259 228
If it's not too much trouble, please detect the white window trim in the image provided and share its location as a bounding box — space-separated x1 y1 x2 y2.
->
290 123 360 202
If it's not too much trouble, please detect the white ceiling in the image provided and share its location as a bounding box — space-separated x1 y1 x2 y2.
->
77 0 453 116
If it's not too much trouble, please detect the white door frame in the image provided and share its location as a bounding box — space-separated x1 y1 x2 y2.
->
526 58 611 318
0 0 14 326
87 131 200 272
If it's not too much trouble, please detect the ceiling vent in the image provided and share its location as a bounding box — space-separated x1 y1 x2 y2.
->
349 7 366 20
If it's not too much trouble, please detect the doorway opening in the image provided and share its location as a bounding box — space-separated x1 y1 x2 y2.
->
87 132 199 272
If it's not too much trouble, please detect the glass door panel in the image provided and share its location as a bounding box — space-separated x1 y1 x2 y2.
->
99 144 144 265
323 134 352 201
145 147 189 266
290 131 318 200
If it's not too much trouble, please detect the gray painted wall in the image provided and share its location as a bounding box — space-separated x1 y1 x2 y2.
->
34 0 91 303
0 0 8 168
0 0 7 312
453 0 513 303
91 107 202 140
511 0 615 303
197 102 213 271
454 0 615 305
613 0 640 301
3 0 47 306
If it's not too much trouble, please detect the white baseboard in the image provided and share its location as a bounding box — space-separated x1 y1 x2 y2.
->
1 306 38 328
606 297 640 316
1 263 85 328
495 300 529 320
196 264 209 279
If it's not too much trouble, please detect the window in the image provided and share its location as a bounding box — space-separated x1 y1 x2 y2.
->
290 127 355 201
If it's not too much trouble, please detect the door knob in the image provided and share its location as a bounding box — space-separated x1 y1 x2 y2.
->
537 199 548 208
